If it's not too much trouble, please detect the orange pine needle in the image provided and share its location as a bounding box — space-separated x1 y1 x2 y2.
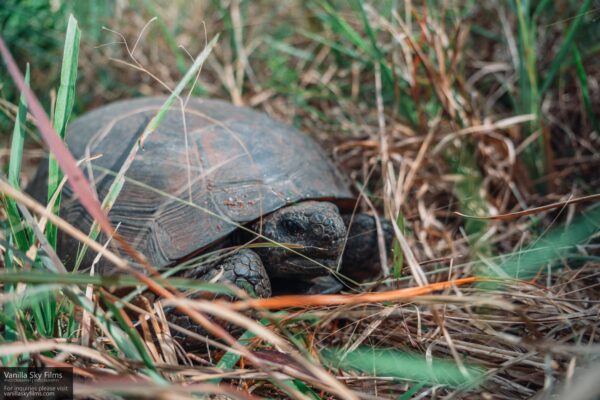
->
230 276 478 310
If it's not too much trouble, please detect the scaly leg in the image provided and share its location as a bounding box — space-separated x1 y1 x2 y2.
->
167 249 270 347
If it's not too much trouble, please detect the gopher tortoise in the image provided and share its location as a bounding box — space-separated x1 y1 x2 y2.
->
29 96 391 301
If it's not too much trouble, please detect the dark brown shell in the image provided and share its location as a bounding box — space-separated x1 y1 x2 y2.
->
52 97 353 270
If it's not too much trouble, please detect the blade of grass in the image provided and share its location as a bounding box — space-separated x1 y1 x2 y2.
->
317 0 394 90
66 302 78 339
1 235 19 348
532 0 553 21
571 45 599 133
278 379 321 400
322 347 484 387
0 270 237 293
539 0 593 96
0 341 118 369
61 288 157 363
477 205 600 285
297 29 360 59
99 292 165 382
0 310 19 340
73 34 219 270
139 0 189 75
354 0 394 93
0 238 36 270
514 0 543 179
399 382 428 400
29 290 56 337
46 14 80 249
316 0 371 54
7 62 29 190
447 145 492 254
455 193 600 221
210 329 257 385
143 34 219 139
3 64 31 252
27 265 58 338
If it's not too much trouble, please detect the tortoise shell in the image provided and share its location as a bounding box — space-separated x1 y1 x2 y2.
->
51 97 354 271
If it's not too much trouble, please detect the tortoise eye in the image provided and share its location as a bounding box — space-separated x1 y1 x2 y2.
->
283 218 306 235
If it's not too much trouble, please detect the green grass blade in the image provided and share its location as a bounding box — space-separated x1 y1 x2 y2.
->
99 292 168 383
73 34 219 270
3 284 62 338
571 46 599 133
211 329 256 384
478 205 600 285
399 382 428 400
447 146 492 254
66 303 78 339
277 379 321 400
0 270 237 294
1 236 18 345
0 311 19 339
3 64 31 252
264 37 314 61
504 206 600 278
142 34 219 137
297 29 360 59
319 0 393 86
288 379 321 399
356 0 378 53
317 0 371 54
354 0 394 90
514 0 545 179
539 0 593 96
532 0 553 21
46 14 80 249
29 290 54 337
61 288 147 354
8 63 29 189
139 1 188 74
322 347 484 387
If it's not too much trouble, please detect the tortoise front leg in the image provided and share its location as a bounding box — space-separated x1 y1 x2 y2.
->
187 249 272 298
167 249 271 347
340 213 394 281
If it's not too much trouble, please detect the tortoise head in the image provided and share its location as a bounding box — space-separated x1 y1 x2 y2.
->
251 201 346 279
